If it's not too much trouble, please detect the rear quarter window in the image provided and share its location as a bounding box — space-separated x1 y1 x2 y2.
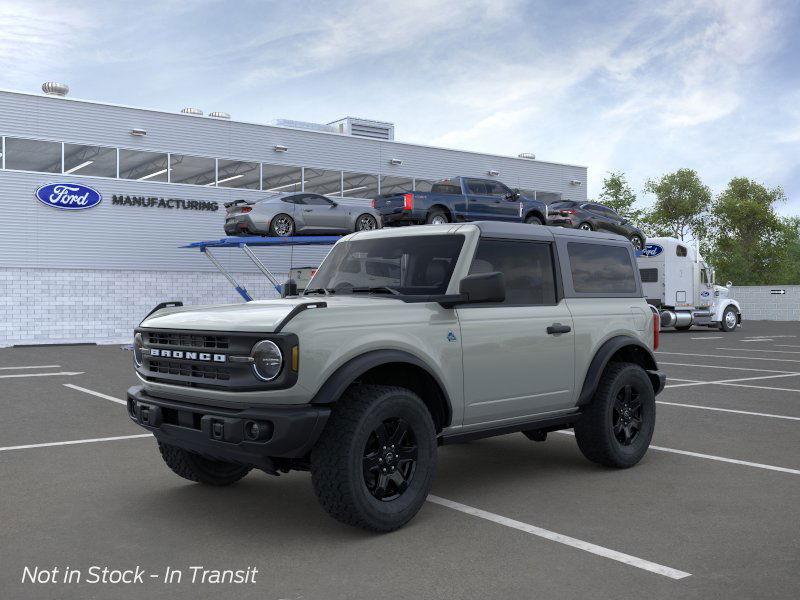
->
567 242 638 294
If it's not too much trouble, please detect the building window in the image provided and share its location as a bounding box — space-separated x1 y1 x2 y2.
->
304 168 342 196
119 149 169 182
262 164 302 192
63 144 117 177
217 159 260 189
170 154 216 186
341 171 378 198
379 175 413 195
4 138 61 173
414 178 436 192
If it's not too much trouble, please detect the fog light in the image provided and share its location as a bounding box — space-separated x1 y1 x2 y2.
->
245 421 260 440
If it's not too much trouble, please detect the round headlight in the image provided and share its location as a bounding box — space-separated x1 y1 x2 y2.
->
133 333 144 367
252 340 283 381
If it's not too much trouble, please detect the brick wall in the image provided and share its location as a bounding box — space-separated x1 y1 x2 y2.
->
729 286 800 322
0 268 282 347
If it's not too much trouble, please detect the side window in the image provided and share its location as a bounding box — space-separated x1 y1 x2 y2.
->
567 243 638 294
430 180 462 194
676 245 688 257
468 240 557 305
304 195 334 206
282 195 303 204
465 179 489 195
485 181 511 197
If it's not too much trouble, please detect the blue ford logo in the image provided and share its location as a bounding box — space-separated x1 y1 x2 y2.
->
35 183 102 210
701 290 710 297
638 244 663 257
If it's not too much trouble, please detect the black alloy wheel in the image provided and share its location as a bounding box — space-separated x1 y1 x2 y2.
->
362 417 418 501
270 214 295 237
612 385 642 446
356 214 378 231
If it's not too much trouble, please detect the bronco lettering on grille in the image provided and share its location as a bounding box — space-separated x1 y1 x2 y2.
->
148 348 226 362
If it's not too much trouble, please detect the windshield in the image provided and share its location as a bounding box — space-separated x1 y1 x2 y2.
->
305 235 465 296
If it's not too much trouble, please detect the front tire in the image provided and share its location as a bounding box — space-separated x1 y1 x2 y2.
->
158 442 252 486
311 384 437 532
574 363 655 468
269 213 295 237
720 306 738 332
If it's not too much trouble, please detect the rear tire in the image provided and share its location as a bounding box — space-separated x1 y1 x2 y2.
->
355 213 378 231
426 209 449 225
574 363 655 468
311 384 437 532
158 442 251 486
578 222 593 231
720 306 738 332
525 215 543 225
269 214 295 237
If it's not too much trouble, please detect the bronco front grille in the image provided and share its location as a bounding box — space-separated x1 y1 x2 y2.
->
145 331 230 350
148 359 230 381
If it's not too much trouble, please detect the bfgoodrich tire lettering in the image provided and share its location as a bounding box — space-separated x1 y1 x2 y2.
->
310 384 437 532
574 363 655 468
158 442 252 485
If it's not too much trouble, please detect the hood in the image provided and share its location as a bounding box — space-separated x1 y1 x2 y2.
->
140 295 401 333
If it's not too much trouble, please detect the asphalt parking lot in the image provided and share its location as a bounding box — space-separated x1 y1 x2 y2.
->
2 321 799 600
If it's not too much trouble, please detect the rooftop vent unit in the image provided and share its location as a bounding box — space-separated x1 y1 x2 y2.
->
209 111 230 119
269 119 337 134
180 107 203 116
328 117 395 141
518 152 536 160
42 82 69 97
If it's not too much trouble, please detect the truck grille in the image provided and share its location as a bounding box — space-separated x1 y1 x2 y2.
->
145 331 230 350
148 359 230 382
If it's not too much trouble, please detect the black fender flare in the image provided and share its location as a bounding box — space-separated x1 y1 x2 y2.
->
577 336 660 406
310 349 453 427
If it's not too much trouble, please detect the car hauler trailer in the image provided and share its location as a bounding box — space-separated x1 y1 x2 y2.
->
636 237 742 332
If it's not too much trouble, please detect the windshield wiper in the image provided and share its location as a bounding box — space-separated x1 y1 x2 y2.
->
350 286 401 295
303 287 335 296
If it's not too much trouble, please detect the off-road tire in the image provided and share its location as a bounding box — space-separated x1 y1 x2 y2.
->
426 209 449 225
525 215 543 225
310 384 437 532
269 213 295 237
574 363 655 468
719 307 738 332
158 442 252 486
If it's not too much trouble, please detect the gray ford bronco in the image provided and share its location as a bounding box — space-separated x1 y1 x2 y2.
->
128 222 665 531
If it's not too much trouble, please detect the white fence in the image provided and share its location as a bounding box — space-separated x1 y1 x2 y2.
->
730 286 800 322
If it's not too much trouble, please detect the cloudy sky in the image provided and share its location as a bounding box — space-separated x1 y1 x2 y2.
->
1 0 798 212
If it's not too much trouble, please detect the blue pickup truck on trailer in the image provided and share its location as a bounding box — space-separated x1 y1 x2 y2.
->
372 177 548 226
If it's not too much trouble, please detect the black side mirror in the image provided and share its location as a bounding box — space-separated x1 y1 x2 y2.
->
459 272 505 303
281 279 298 297
329 201 338 208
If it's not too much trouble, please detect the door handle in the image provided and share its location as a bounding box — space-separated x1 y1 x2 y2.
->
546 323 571 335
303 209 313 212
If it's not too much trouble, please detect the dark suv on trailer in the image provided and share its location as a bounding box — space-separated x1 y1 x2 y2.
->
547 200 646 250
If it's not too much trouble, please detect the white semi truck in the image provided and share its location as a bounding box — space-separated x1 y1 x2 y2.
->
636 237 742 332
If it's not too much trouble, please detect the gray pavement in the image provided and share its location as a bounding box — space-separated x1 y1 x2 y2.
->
1 322 799 599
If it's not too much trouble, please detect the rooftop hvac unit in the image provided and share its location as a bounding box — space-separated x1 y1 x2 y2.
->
180 107 204 116
209 111 230 119
42 82 69 96
269 119 337 134
518 152 536 160
328 117 395 141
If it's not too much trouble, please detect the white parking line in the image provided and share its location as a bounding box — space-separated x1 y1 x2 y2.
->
717 382 800 394
64 384 126 405
776 344 800 349
657 351 800 364
740 339 774 342
690 336 723 340
0 371 84 379
656 401 800 421
659 362 797 374
665 372 800 389
0 434 151 453
426 495 691 579
716 348 800 354
557 431 800 476
0 365 61 370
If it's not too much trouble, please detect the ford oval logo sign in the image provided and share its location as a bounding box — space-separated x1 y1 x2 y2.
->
35 183 102 210
638 244 663 257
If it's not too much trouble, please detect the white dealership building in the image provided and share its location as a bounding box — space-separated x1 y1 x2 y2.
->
0 85 587 346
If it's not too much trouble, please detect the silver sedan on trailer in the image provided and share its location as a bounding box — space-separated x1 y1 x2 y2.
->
224 192 382 237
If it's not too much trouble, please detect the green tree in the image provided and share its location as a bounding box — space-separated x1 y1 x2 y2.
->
642 169 711 241
705 177 791 285
598 171 642 224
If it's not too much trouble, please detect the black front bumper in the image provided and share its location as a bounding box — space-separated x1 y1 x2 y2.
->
127 386 330 468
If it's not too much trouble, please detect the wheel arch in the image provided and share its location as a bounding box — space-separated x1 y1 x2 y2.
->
577 336 661 406
524 209 546 223
311 350 452 432
428 204 453 221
